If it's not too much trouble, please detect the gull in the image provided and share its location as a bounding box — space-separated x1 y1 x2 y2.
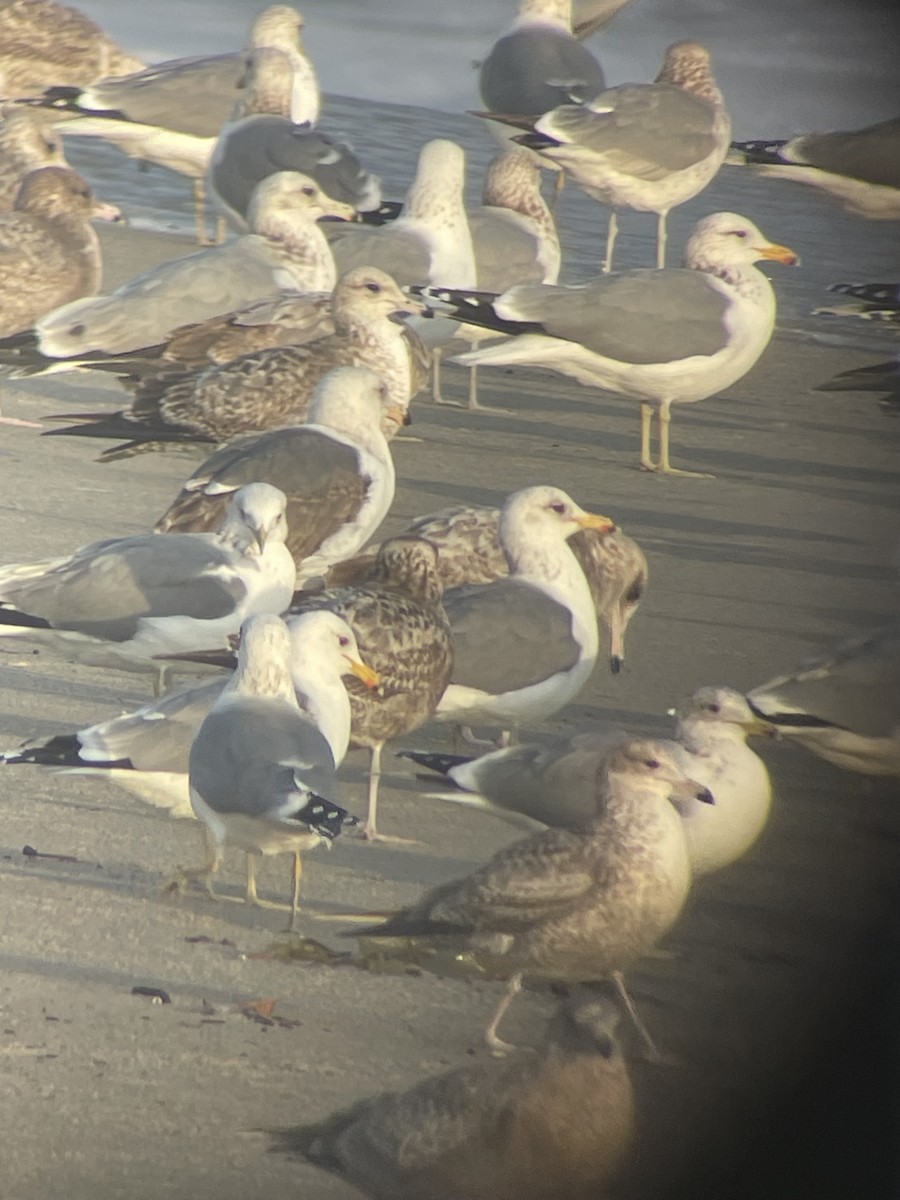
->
405 689 772 876
424 211 798 477
482 41 730 272
291 537 454 843
0 171 353 370
747 623 900 777
154 366 402 587
816 356 900 416
350 738 712 1054
42 269 427 458
0 0 144 96
0 107 69 210
208 46 380 232
25 5 319 243
1 610 378 821
813 281 900 324
171 614 359 929
271 991 635 1200
729 117 900 221
329 502 647 674
0 166 119 337
0 483 295 689
433 486 615 740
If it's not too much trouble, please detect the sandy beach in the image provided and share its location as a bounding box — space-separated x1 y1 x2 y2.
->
1 96 899 1199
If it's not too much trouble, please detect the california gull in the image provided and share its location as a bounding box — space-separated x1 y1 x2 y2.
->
329 502 647 674
154 366 401 586
0 166 119 337
350 737 712 1054
1 610 378 820
290 537 453 842
0 107 69 209
747 623 900 777
426 211 798 477
208 46 380 232
43 268 426 457
729 117 900 221
4 171 353 366
433 486 614 739
0 0 144 95
271 991 635 1200
170 614 358 928
485 41 730 271
0 482 296 688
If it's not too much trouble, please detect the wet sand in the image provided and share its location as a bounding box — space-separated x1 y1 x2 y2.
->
1 122 899 1199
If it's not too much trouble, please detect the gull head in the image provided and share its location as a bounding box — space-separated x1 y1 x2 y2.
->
332 266 430 324
499 485 616 549
286 610 380 691
673 685 776 738
249 4 305 50
605 738 715 814
249 171 356 231
370 536 444 607
685 212 799 272
221 482 289 556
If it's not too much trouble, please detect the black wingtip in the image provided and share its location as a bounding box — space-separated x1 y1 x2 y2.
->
397 749 474 776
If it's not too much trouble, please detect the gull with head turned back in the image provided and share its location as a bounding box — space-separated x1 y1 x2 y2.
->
423 212 798 477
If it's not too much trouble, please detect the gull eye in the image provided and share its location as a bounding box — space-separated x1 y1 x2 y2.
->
549 501 566 514
707 702 720 714
302 185 315 196
338 635 350 647
365 281 381 293
733 229 748 238
645 758 660 770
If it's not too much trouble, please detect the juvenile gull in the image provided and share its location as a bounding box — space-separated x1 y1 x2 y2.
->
407 690 773 876
350 738 712 1053
43 269 426 457
290 537 454 842
485 41 730 271
155 366 401 587
0 483 295 688
272 992 635 1200
1 610 377 820
171 614 359 928
747 623 900 777
329 502 647 674
5 172 352 367
434 487 615 739
208 46 380 232
0 107 69 209
730 117 900 221
0 166 119 337
427 212 798 476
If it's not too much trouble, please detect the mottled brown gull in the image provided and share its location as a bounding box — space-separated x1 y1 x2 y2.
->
407 688 773 875
747 622 900 777
432 487 614 739
271 991 635 1200
484 41 730 271
1 610 377 820
0 166 119 337
0 483 295 687
350 738 712 1053
169 614 359 929
43 268 427 457
0 107 69 210
208 46 380 232
730 117 900 220
154 366 401 587
290 537 454 842
329 502 647 674
426 212 798 477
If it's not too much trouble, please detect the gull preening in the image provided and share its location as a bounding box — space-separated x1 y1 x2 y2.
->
426 212 797 476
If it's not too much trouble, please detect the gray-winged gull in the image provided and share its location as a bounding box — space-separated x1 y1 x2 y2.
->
43 269 426 457
208 46 380 232
747 623 900 777
730 117 900 221
0 108 69 209
291 537 454 843
1 610 378 820
271 991 635 1200
0 166 119 337
154 366 401 586
816 356 900 416
349 737 712 1054
328 502 647 675
0 482 296 688
0 0 144 95
433 487 614 739
169 614 359 928
486 41 730 271
425 212 798 477
406 689 773 876
0 172 352 370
